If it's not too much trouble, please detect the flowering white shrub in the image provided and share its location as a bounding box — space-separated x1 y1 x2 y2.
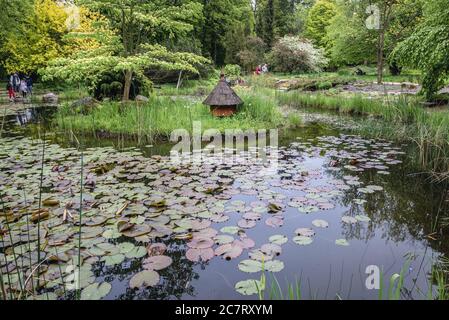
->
267 36 328 73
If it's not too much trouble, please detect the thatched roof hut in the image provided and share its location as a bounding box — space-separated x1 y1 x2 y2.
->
203 76 243 117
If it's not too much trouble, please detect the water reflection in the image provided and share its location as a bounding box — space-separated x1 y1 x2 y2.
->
1 106 448 300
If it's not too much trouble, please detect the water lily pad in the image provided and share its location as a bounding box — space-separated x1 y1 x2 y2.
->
341 216 358 224
147 243 167 256
213 234 234 245
220 226 240 235
121 224 151 238
238 259 263 273
269 235 288 245
101 254 125 266
129 270 160 288
80 282 111 300
298 206 319 214
248 249 273 262
293 236 313 246
237 219 256 229
187 237 214 249
335 239 349 246
312 219 329 228
261 243 282 256
186 248 214 262
143 255 172 270
118 242 135 254
355 215 371 222
215 243 243 260
235 279 264 295
265 216 283 228
125 246 147 259
265 260 284 272
102 228 121 239
295 228 315 237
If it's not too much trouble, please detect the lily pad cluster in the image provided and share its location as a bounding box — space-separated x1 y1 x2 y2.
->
0 133 404 299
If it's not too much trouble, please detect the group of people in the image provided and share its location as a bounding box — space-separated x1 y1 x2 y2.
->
255 64 269 75
6 72 33 102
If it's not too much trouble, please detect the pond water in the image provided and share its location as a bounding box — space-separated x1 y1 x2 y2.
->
0 104 448 300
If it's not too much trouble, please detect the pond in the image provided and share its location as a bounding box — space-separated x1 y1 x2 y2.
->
0 104 448 300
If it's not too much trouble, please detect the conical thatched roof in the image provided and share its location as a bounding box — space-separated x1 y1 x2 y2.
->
203 79 243 106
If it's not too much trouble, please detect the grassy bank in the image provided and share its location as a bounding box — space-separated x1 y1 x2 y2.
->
56 88 284 142
277 92 449 180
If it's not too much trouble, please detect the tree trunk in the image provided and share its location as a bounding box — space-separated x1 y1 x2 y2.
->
176 70 183 90
376 30 385 85
123 70 132 101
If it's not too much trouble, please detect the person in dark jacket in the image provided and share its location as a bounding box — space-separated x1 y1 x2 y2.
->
26 76 33 96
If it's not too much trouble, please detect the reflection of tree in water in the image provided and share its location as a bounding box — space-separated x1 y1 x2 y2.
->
91 240 202 300
324 147 449 254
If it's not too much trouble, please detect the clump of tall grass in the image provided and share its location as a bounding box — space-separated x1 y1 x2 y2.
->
278 91 449 181
55 88 283 142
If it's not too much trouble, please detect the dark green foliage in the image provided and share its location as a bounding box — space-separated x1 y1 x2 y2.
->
393 0 449 99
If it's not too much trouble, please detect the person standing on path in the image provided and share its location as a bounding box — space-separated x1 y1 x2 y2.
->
6 81 15 102
26 76 33 96
20 79 28 99
12 73 21 92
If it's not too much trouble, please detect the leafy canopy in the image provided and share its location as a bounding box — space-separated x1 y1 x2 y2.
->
393 0 449 98
40 0 209 99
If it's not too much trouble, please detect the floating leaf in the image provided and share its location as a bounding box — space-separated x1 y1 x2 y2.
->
238 259 263 273
125 246 147 259
213 234 234 245
220 226 240 235
261 243 282 256
265 216 283 228
101 254 125 266
295 228 315 237
264 260 284 272
235 279 264 295
237 219 256 229
147 243 167 256
186 248 214 262
102 228 121 239
297 206 319 214
335 239 349 246
312 219 329 228
80 282 111 300
143 255 172 270
187 237 214 249
121 224 151 238
215 243 243 260
341 216 358 224
118 242 135 254
269 235 288 245
129 270 160 288
355 215 371 222
293 236 313 246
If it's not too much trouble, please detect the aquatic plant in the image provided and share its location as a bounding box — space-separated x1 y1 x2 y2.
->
278 92 449 181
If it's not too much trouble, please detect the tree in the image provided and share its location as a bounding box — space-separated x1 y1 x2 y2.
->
393 0 449 99
0 0 68 75
255 0 297 47
267 35 328 73
236 36 267 72
200 0 254 65
305 0 336 48
371 0 399 84
326 0 421 78
41 0 209 101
